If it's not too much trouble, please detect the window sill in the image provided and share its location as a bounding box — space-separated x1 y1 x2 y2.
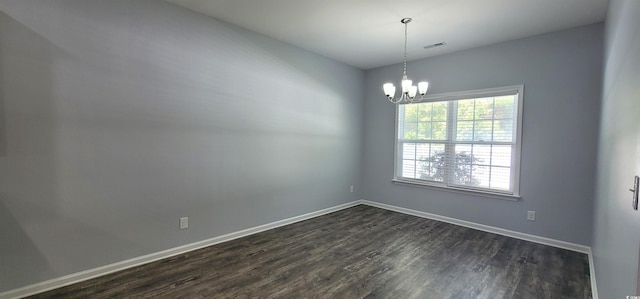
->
391 179 521 201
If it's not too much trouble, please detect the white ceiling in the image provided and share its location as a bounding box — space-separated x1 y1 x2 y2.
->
167 0 608 70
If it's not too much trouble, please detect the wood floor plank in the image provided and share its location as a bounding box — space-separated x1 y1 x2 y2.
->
26 205 591 298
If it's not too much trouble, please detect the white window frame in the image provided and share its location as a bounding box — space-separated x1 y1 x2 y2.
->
392 85 524 200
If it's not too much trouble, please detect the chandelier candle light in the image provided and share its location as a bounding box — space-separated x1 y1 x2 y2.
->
383 18 429 104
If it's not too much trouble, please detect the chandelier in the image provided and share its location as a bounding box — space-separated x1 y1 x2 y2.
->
383 18 429 104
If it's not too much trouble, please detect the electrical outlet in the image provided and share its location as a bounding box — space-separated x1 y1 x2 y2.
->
179 217 188 229
527 211 536 221
350 185 354 193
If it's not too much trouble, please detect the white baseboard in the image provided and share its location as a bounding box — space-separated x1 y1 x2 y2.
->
2 199 598 299
587 247 599 299
359 200 598 298
360 200 589 253
0 201 362 299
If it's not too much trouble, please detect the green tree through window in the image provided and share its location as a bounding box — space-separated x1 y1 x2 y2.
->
420 151 482 185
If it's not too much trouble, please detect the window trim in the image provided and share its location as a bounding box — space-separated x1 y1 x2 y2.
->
393 85 524 199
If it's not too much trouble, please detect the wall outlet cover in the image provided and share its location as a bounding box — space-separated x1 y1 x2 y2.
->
527 211 536 221
179 217 188 229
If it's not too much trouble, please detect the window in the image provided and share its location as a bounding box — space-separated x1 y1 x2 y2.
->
394 85 523 197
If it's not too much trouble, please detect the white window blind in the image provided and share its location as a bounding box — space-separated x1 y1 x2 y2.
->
394 85 523 197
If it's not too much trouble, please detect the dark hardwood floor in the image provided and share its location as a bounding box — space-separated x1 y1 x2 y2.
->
27 205 591 298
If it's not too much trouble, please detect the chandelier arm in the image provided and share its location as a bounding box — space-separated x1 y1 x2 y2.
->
388 96 404 104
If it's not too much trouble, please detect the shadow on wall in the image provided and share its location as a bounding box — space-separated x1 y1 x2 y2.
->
0 11 59 291
0 199 55 292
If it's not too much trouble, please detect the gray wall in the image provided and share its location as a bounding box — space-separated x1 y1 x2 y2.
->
0 0 364 292
363 24 602 245
592 0 640 297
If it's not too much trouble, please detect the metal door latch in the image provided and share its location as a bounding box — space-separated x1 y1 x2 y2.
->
631 175 639 210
